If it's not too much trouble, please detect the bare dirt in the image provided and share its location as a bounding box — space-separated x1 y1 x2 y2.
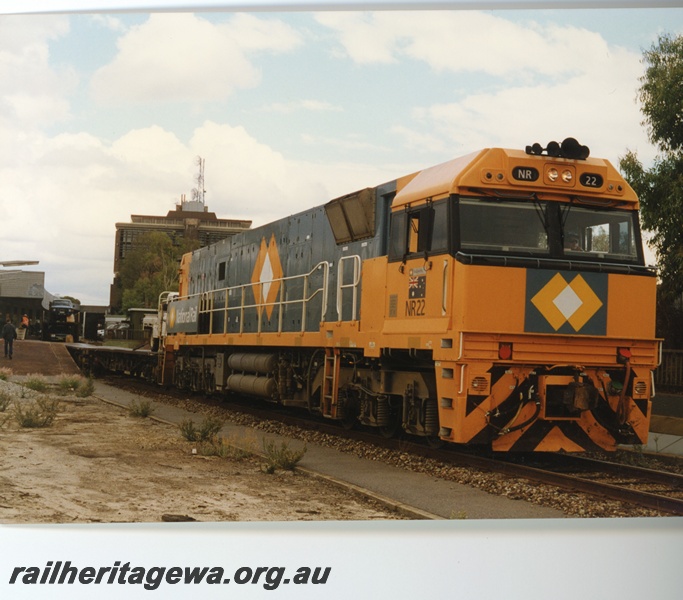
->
0 380 404 524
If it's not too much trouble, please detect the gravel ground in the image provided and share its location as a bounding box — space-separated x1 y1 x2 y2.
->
2 372 679 521
134 384 678 519
0 374 408 524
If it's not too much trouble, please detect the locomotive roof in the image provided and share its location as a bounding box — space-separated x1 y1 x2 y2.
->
392 146 638 208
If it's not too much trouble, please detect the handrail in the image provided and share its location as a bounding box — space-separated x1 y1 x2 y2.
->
336 255 361 321
171 261 330 334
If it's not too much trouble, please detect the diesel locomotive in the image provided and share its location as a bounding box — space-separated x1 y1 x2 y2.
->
80 138 661 452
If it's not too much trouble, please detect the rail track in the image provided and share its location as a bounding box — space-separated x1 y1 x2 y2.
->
104 376 683 516
493 454 683 516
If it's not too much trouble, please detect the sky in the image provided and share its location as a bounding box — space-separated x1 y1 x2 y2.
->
1 2 682 306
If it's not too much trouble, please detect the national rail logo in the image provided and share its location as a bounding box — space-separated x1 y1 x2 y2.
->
525 270 607 335
166 299 199 333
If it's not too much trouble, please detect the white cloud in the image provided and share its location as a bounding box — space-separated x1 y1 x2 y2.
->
223 13 304 53
90 13 303 104
406 42 650 165
300 132 389 155
315 12 614 80
1 114 393 303
1 122 198 302
314 11 652 166
315 12 400 64
261 99 344 113
0 15 76 129
88 13 127 33
0 13 69 52
389 124 450 156
189 121 341 225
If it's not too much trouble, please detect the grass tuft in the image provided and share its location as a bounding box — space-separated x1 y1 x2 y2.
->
54 374 96 398
75 377 95 398
128 399 155 418
261 438 307 473
56 375 84 395
23 375 49 393
178 416 223 443
13 397 60 428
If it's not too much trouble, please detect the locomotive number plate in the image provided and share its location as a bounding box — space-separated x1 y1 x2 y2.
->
579 173 603 188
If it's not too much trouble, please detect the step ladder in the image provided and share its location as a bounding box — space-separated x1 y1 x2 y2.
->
322 348 340 418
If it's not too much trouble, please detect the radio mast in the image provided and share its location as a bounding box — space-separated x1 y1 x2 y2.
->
191 156 206 206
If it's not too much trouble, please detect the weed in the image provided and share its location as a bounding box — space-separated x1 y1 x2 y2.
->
178 416 223 442
128 399 155 418
23 375 48 393
53 375 95 398
197 416 223 441
13 397 60 428
179 418 199 441
75 377 95 398
0 391 12 412
0 367 12 381
261 438 307 473
56 375 83 395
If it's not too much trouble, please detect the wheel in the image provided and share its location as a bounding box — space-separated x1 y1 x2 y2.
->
378 413 401 438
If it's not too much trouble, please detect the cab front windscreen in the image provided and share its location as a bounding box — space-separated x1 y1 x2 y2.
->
457 197 643 264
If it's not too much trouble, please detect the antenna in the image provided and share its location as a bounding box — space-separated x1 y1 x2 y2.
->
191 156 206 206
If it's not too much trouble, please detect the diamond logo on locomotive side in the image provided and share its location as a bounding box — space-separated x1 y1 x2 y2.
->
251 234 284 320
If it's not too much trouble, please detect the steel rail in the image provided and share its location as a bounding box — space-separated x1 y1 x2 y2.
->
529 453 683 488
485 459 683 516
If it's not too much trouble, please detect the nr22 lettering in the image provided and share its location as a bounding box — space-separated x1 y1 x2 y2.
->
405 299 425 316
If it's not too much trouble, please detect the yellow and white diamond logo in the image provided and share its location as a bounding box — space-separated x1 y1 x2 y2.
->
531 273 603 332
251 234 283 320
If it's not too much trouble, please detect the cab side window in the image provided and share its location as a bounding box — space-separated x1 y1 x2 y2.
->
388 201 447 262
388 212 407 261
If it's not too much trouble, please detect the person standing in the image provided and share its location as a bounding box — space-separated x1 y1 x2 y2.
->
2 318 17 359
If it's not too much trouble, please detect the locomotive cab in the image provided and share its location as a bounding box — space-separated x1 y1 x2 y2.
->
378 139 657 451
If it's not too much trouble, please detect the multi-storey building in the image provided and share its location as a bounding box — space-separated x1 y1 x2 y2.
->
110 197 251 311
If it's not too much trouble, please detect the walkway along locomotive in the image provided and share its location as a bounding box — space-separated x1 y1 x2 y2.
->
89 138 661 453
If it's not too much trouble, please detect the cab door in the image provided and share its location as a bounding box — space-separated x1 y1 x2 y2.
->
383 199 452 336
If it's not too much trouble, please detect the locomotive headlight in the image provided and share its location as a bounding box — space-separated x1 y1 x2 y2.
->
561 169 573 183
547 167 559 182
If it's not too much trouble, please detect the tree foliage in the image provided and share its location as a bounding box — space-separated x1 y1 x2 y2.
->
619 34 683 299
119 232 196 312
620 151 683 294
637 34 683 154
